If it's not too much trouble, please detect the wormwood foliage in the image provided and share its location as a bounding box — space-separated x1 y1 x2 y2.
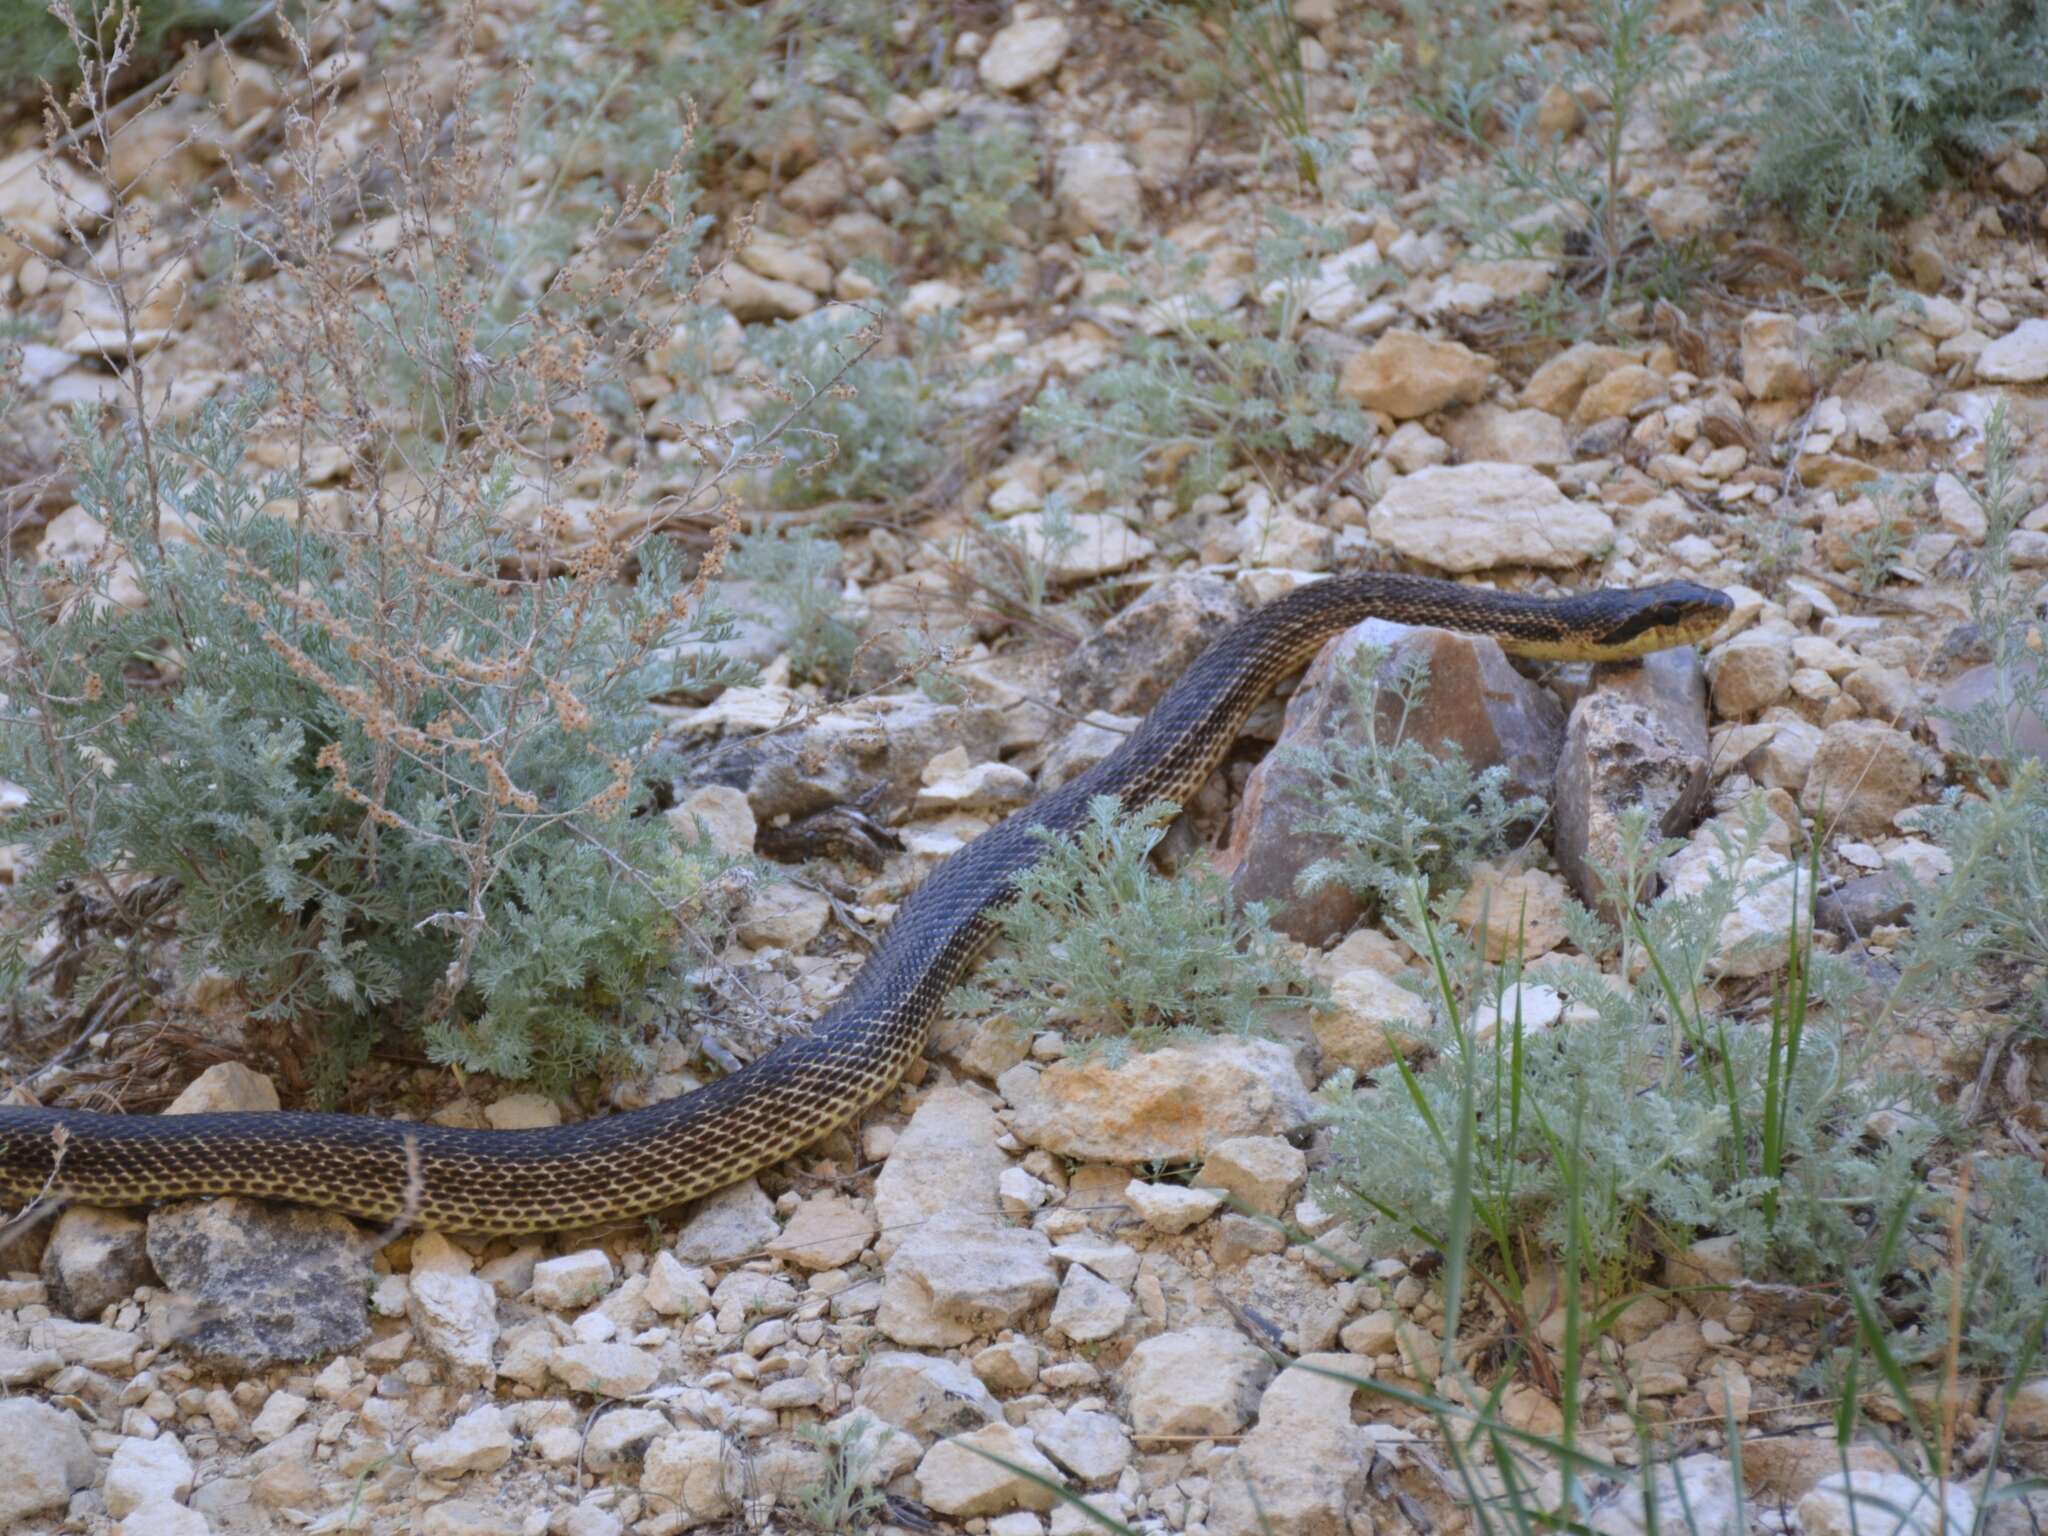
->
952 796 1313 1055
1282 642 1543 912
1726 0 2048 247
1025 219 1375 503
746 307 951 510
0 400 744 1095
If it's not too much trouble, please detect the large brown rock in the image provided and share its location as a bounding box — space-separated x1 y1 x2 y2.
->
1059 574 1248 717
1553 647 1713 921
1801 719 1925 837
1338 329 1492 419
1217 619 1565 943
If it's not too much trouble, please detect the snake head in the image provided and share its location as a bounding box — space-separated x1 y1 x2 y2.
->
1591 580 1735 659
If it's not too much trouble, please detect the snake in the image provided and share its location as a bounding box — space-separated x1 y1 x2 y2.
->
0 573 1730 1236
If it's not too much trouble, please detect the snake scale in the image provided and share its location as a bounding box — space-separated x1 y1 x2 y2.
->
0 573 1730 1235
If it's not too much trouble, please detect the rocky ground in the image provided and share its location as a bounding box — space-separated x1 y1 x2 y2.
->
5 1 2048 1534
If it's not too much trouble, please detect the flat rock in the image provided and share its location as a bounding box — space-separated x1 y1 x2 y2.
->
916 1423 1061 1518
877 1211 1057 1347
872 1087 1006 1258
1216 619 1564 942
1797 1472 1976 1536
1124 1326 1275 1436
1338 329 1493 419
1311 965 1430 1075
1975 319 2048 383
1004 1037 1314 1162
106 1434 196 1517
855 1350 1004 1437
766 1191 877 1270
1553 647 1713 921
146 1197 370 1370
1369 464 1614 571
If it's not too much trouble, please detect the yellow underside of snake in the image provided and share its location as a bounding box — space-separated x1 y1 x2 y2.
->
0 573 1730 1235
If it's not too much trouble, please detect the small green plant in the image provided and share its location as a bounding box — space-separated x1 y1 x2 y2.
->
900 112 1047 273
1842 478 1919 595
1118 0 1319 190
747 308 949 509
1024 220 1374 502
950 796 1314 1055
793 1414 889 1533
1420 0 1679 315
729 527 860 687
1281 642 1545 913
1723 0 2048 250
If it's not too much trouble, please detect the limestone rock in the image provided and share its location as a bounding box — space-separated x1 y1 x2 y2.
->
550 1341 660 1397
147 1197 370 1370
1036 1406 1132 1485
409 1268 500 1378
1209 1354 1373 1536
1196 1135 1307 1218
979 16 1070 91
877 1211 1058 1346
43 1206 153 1319
1047 1262 1130 1343
1660 820 1809 977
413 1404 515 1478
642 1430 735 1529
1741 312 1809 402
668 784 756 858
1369 464 1614 572
672 1178 780 1265
767 1191 876 1270
1002 508 1155 580
0 1400 97 1526
1553 648 1713 921
1797 1472 1976 1536
735 881 832 949
1004 1037 1314 1162
1124 1178 1227 1234
1058 575 1249 717
1125 1326 1275 1436
533 1249 616 1309
1588 1454 1742 1536
1452 863 1572 963
167 1061 280 1113
701 263 816 322
1338 329 1493 419
1055 142 1142 239
1976 319 2048 384
873 1087 1006 1258
1706 631 1793 716
1311 966 1431 1075
856 1350 1004 1437
1442 404 1568 466
106 1434 196 1517
1801 720 1925 837
1218 619 1564 942
916 1424 1061 1518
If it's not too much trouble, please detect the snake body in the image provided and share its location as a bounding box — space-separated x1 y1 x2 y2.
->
0 574 1729 1235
